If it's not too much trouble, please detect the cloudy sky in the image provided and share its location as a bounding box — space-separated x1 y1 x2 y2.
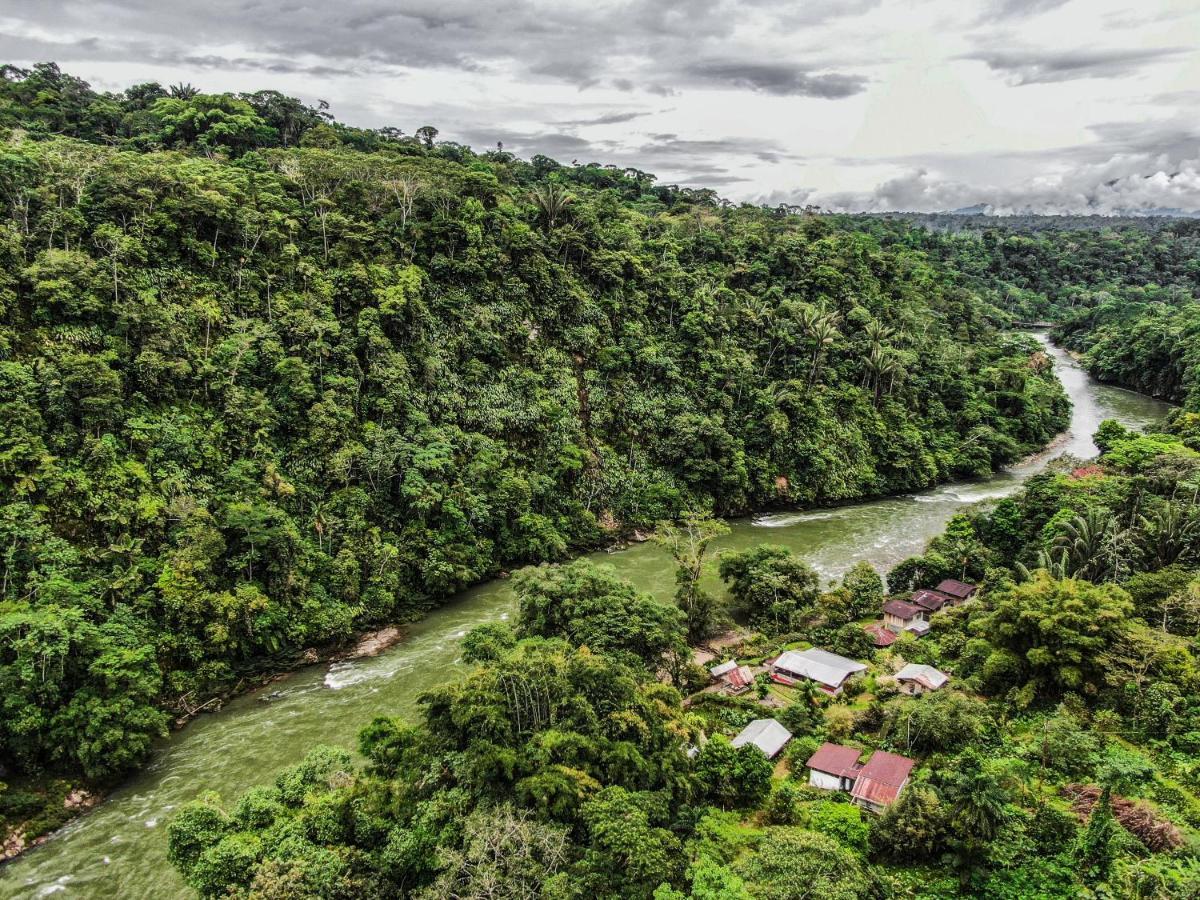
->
4 0 1200 213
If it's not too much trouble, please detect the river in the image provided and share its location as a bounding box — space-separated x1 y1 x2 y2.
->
0 336 1173 899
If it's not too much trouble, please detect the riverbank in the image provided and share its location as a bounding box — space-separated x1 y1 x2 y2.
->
2 340 1175 898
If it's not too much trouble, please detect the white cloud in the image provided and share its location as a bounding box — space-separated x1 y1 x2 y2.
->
3 0 1199 213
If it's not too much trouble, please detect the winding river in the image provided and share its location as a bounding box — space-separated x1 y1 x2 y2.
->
0 336 1173 899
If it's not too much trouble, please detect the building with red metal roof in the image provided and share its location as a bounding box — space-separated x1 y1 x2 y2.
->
849 750 916 813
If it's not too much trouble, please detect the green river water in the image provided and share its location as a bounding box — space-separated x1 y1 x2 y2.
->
0 336 1174 899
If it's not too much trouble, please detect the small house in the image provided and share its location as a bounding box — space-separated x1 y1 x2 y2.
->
806 742 863 791
709 659 737 680
864 622 897 648
934 579 978 605
806 744 918 813
724 665 755 694
894 663 949 694
850 750 916 813
770 648 868 695
731 718 792 758
910 589 950 614
882 599 927 634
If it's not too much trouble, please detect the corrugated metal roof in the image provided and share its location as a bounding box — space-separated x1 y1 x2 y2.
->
727 665 754 688
806 742 863 777
731 718 792 758
910 589 948 611
895 663 949 689
935 579 977 599
772 648 867 688
883 599 923 619
709 659 737 677
865 622 897 647
850 751 915 807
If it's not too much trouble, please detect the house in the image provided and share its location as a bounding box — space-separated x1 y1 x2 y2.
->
804 743 917 813
805 742 863 791
710 660 754 694
935 579 978 605
882 599 927 635
725 665 755 694
770 648 868 695
709 659 737 680
850 750 916 813
894 663 949 694
864 622 897 648
910 588 950 614
731 719 792 758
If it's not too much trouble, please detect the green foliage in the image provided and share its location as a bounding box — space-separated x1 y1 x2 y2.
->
734 828 872 900
718 545 821 632
693 737 774 810
513 560 685 669
976 572 1133 701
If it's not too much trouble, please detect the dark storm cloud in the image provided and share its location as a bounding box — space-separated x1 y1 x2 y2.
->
966 45 1188 84
680 61 867 97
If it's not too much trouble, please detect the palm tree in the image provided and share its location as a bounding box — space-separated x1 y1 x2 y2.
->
1139 502 1198 569
531 182 573 231
1053 508 1125 581
169 82 200 100
805 311 840 387
863 345 902 404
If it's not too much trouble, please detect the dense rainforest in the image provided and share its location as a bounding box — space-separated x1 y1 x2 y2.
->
166 421 1200 898
0 60 1069 823
4 62 1200 898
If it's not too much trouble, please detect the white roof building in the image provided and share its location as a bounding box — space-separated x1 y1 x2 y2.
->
895 663 949 690
709 659 738 678
772 648 868 691
731 718 793 758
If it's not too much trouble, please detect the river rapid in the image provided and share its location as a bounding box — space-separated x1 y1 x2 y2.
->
0 335 1173 899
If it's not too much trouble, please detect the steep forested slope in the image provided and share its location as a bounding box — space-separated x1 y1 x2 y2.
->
0 66 1066 802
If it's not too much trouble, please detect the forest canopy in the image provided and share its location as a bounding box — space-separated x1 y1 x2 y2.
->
0 64 1070 800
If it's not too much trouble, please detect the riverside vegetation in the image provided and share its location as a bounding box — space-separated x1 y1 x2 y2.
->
0 64 1198 897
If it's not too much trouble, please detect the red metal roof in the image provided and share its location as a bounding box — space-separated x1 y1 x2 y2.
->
883 599 923 619
806 742 863 777
850 751 915 807
864 622 897 647
726 665 754 689
935 579 977 599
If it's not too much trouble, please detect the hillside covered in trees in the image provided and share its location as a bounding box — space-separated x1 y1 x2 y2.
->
168 423 1200 899
0 64 1070 838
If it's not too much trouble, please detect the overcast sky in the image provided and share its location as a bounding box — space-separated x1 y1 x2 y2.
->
4 0 1200 213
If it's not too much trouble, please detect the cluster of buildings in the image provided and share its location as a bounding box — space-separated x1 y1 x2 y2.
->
867 578 977 648
706 579 977 813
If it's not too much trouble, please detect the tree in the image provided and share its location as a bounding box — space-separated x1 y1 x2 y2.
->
734 828 871 900
979 572 1133 700
839 561 884 620
654 513 730 643
718 545 821 632
871 785 947 862
151 93 275 155
513 560 686 669
693 737 773 809
418 804 570 900
578 787 682 899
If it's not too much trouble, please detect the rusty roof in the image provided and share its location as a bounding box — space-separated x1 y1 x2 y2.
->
883 599 923 619
850 751 915 807
910 589 949 611
806 742 863 777
935 579 977 599
864 622 897 647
